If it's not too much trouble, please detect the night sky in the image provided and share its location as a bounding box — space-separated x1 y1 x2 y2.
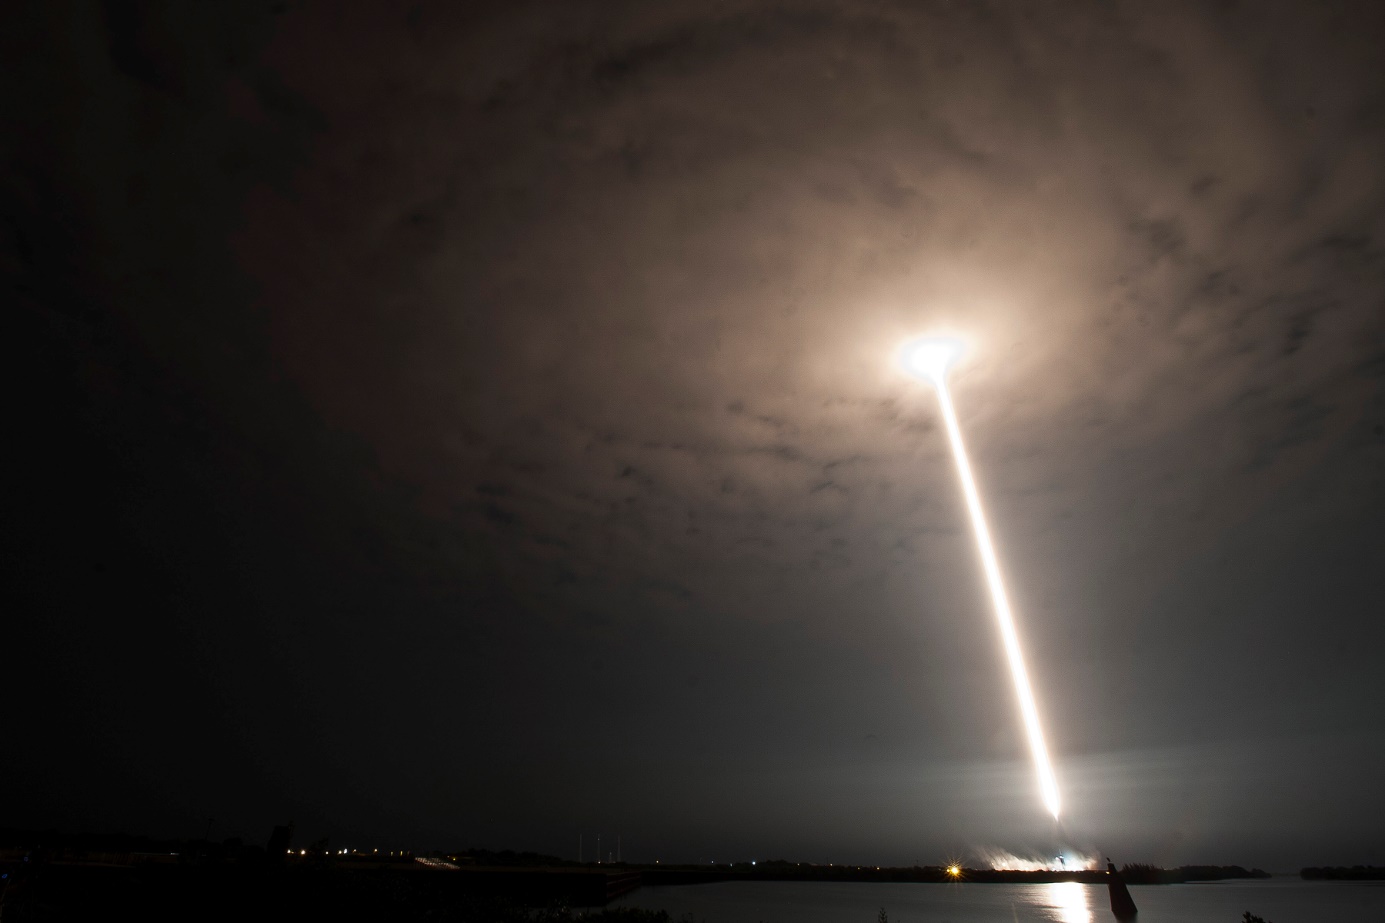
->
5 1 1385 872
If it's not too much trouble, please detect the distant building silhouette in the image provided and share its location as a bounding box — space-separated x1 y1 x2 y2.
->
265 822 294 866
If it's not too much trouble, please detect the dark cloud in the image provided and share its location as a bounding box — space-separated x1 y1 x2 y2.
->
3 0 1384 869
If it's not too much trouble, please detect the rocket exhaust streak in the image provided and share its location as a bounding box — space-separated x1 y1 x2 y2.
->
932 377 1062 819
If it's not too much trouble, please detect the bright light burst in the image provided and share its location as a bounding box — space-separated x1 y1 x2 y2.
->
902 337 1063 819
900 336 964 385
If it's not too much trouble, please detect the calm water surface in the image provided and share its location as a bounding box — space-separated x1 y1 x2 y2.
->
612 879 1385 923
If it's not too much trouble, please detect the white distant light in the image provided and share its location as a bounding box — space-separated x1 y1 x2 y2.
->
900 336 964 385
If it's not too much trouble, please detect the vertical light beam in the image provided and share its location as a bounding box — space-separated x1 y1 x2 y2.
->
932 376 1062 819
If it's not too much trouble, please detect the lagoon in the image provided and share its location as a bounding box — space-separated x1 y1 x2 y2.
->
612 878 1385 922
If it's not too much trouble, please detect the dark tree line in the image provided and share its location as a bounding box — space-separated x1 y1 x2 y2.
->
1301 866 1385 880
1119 864 1269 884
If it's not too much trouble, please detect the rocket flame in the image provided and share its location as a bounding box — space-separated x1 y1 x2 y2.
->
932 376 1062 819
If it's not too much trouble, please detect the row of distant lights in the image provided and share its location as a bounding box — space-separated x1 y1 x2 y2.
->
694 860 962 877
281 851 962 873
286 848 410 856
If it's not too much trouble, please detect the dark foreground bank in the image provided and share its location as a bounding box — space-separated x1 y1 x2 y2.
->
0 863 667 923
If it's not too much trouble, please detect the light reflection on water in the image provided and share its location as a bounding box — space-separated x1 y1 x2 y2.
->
1041 880 1092 923
613 878 1385 923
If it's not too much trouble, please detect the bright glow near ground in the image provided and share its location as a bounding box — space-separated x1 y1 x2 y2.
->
977 848 1098 872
